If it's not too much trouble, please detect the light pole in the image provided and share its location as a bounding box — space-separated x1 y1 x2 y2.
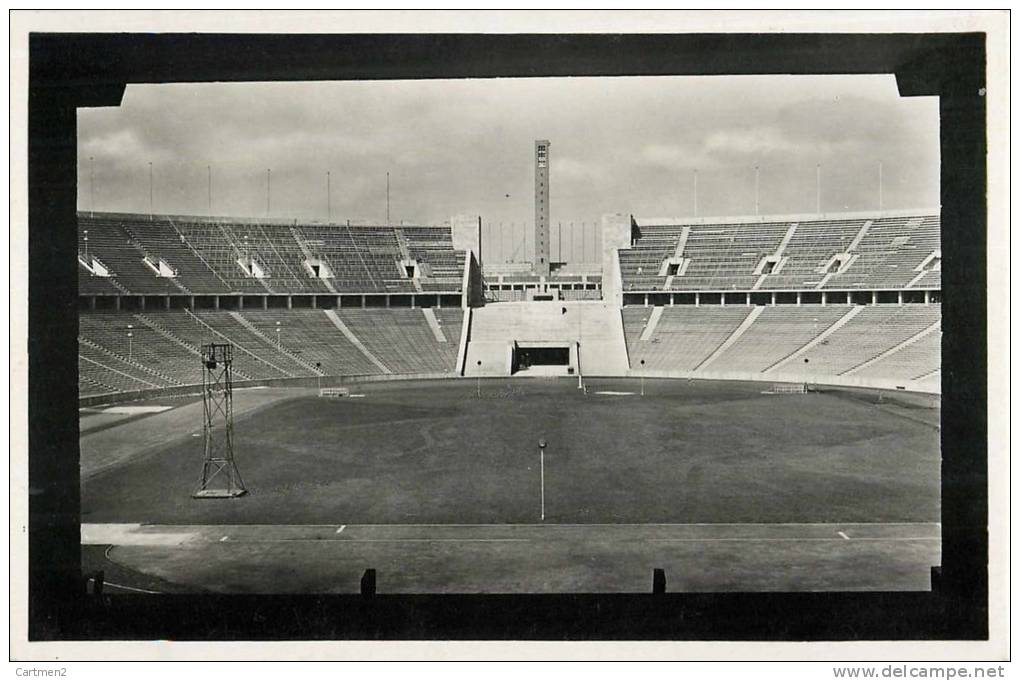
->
276 320 281 347
127 324 134 362
83 230 89 260
640 359 645 396
476 360 482 398
316 361 322 392
538 438 547 521
576 305 583 391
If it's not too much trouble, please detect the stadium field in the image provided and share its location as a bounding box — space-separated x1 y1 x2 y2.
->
80 377 941 593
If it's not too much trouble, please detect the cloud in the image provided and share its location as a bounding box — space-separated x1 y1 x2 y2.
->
77 75 940 241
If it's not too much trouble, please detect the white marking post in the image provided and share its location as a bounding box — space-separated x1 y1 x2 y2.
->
837 531 850 540
538 439 547 521
336 525 346 534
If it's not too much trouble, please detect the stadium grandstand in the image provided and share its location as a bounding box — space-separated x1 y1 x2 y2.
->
77 206 941 401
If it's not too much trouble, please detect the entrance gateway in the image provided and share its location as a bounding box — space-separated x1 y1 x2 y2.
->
512 340 577 376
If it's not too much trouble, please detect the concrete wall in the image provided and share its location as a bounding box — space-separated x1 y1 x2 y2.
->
451 214 480 259
601 213 633 307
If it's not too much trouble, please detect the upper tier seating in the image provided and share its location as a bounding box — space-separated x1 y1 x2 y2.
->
78 213 466 296
622 213 940 292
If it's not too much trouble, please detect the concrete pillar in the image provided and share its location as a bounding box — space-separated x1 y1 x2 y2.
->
600 213 632 308
262 295 268 310
311 295 317 310
796 291 802 306
336 295 342 309
745 292 751 306
872 291 878 305
139 296 146 311
386 295 391 308
114 296 120 311
846 291 852 305
410 294 416 309
165 295 171 310
771 292 777 306
669 293 675 306
450 214 481 261
720 293 726 307
361 295 366 308
898 291 904 306
644 293 649 307
821 292 827 306
214 296 220 310
695 292 700 307
286 295 292 310
924 290 931 305
88 296 96 311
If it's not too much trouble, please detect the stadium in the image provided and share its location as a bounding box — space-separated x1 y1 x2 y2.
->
77 135 942 593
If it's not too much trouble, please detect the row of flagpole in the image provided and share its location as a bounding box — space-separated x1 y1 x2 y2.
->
87 161 393 224
691 160 886 217
86 160 889 224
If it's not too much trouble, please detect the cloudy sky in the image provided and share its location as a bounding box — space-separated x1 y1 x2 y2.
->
78 74 939 255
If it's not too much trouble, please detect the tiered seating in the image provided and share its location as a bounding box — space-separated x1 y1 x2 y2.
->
337 309 459 374
675 221 788 290
625 306 750 371
709 306 851 373
854 326 941 382
78 354 157 394
77 215 183 294
79 313 192 385
190 311 317 378
238 310 381 377
434 308 466 347
402 226 466 290
759 219 864 289
618 225 674 291
781 305 941 376
824 215 940 289
623 213 942 293
622 303 941 385
297 224 413 293
119 216 229 293
79 262 124 295
79 213 465 296
174 219 277 294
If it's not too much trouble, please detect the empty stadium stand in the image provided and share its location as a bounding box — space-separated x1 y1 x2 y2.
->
623 211 941 293
76 209 941 400
78 212 465 297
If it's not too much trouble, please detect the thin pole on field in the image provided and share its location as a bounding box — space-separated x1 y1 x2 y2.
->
538 440 547 521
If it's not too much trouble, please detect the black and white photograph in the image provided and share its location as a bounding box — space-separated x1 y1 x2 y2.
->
10 10 1009 666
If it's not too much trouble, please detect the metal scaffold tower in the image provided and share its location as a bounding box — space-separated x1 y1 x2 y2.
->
194 343 247 498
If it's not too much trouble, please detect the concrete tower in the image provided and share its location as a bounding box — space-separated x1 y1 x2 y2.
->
534 140 551 277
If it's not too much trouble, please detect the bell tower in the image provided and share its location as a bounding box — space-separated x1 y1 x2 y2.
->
534 140 551 277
